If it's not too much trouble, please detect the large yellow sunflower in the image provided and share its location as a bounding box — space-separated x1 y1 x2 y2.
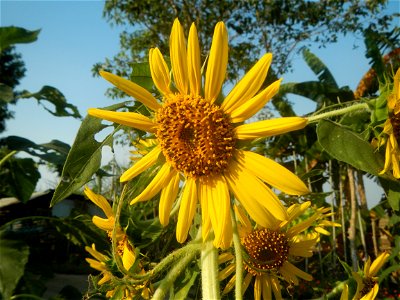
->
220 202 339 299
88 19 309 248
379 68 400 178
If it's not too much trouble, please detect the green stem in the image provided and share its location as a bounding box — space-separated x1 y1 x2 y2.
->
201 235 221 300
10 294 44 300
152 245 198 300
0 150 17 168
231 209 243 300
306 102 369 123
112 184 128 274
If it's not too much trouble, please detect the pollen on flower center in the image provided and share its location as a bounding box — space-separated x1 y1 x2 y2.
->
359 277 377 299
390 112 400 140
156 94 236 178
242 228 289 276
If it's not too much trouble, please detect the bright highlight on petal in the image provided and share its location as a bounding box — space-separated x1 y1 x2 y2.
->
187 23 201 96
176 178 197 243
236 150 309 195
159 171 180 226
229 78 282 123
222 53 273 113
120 146 162 182
149 48 171 95
88 108 156 133
130 163 175 205
84 186 113 218
205 21 228 103
170 19 188 94
236 117 307 140
99 70 161 111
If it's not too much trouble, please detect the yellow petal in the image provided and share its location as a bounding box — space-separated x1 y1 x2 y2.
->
222 274 236 295
85 258 106 272
85 243 107 262
229 79 282 123
84 187 113 217
170 19 188 94
289 238 318 258
92 216 114 231
284 261 312 282
368 252 390 277
340 283 349 300
261 275 272 300
176 178 197 243
242 272 253 294
205 22 228 103
130 163 174 205
149 48 171 95
120 145 162 182
254 275 262 300
270 276 283 300
236 150 309 195
236 117 307 140
98 272 112 285
233 204 252 235
159 170 180 226
218 252 235 264
202 177 232 249
315 226 331 235
222 53 273 113
187 23 201 96
225 159 287 226
361 283 379 300
122 242 136 271
99 71 161 111
88 108 156 133
199 184 212 242
218 263 235 281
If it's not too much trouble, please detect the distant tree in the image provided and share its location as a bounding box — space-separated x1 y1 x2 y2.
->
0 46 26 132
94 0 398 99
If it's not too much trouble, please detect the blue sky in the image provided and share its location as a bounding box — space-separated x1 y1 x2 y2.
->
1 0 398 204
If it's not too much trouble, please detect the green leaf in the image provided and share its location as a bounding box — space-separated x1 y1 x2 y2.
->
0 232 30 299
18 86 81 119
302 48 338 87
279 81 354 107
0 26 40 51
0 155 40 203
174 270 199 300
379 177 400 211
129 62 154 92
0 83 14 103
317 119 385 176
50 102 127 206
1 136 70 168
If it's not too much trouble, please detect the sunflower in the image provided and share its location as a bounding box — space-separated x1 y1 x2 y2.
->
88 19 309 248
220 201 340 299
379 68 400 178
351 252 390 300
84 187 136 271
85 243 113 285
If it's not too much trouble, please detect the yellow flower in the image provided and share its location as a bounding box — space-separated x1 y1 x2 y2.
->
219 201 336 299
85 243 112 285
88 19 308 248
379 68 400 178
84 187 135 271
351 252 390 300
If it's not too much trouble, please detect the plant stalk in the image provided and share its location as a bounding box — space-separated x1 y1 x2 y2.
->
201 235 221 300
306 102 369 123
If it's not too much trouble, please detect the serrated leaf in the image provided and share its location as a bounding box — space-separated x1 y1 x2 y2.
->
302 48 338 87
0 233 30 299
0 26 40 51
50 102 127 206
317 119 385 176
18 86 81 119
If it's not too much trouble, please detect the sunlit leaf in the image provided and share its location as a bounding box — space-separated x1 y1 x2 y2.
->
317 119 385 176
129 62 154 91
18 86 81 119
0 26 40 51
0 83 13 103
380 177 400 211
50 102 127 206
0 232 29 300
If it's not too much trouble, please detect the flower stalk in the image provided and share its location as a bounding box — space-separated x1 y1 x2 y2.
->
231 209 243 300
201 235 221 300
306 102 370 123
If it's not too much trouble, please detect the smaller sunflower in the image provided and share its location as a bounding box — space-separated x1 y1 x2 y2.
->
84 187 135 271
85 243 112 285
220 201 337 299
351 252 390 300
379 68 400 178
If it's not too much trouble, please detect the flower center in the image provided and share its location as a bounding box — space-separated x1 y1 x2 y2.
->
242 228 290 276
390 112 400 141
156 94 236 178
359 277 377 299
